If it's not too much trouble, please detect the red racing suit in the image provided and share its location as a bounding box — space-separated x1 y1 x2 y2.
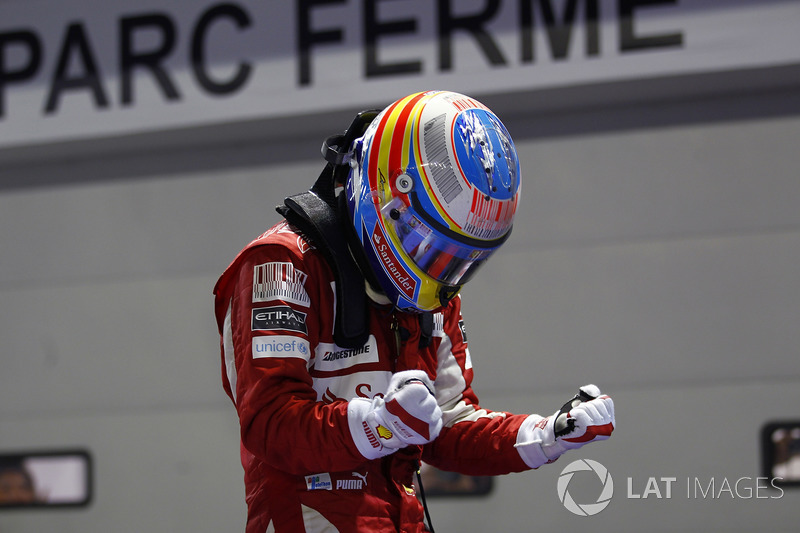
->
213 221 532 533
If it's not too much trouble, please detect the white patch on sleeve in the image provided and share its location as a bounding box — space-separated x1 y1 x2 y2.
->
301 503 339 531
436 327 496 427
252 335 311 361
304 473 333 491
314 336 379 373
222 299 237 403
434 330 466 407
432 312 444 337
441 399 506 427
252 262 311 307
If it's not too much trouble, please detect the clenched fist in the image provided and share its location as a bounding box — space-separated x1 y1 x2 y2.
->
515 384 615 469
348 370 443 460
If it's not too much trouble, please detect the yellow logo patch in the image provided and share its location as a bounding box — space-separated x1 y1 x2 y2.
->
377 425 393 440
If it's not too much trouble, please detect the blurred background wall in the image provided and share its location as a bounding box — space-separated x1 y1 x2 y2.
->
1 1 799 531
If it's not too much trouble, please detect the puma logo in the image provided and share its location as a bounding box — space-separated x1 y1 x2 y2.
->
336 471 369 490
352 472 368 486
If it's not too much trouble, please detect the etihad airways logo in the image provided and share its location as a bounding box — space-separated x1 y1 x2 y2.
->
371 222 417 300
251 306 307 334
314 335 379 373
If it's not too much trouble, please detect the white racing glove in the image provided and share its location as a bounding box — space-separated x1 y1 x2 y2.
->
348 370 443 460
515 384 615 469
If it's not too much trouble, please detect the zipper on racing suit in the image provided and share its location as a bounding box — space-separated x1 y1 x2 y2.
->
390 312 402 371
389 310 436 533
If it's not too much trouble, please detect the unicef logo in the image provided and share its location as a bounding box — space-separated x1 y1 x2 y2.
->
557 459 614 516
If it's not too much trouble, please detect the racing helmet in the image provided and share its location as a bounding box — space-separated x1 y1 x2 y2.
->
344 90 521 312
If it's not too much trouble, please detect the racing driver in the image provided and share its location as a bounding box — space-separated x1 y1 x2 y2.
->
213 90 616 532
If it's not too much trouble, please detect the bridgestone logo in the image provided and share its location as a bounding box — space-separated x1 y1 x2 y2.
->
323 345 370 362
314 336 379 372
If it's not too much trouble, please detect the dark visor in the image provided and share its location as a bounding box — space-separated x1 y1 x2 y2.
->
381 198 503 286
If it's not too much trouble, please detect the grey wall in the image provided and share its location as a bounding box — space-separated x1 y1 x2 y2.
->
1 86 799 532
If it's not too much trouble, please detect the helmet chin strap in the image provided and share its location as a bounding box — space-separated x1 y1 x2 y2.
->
277 164 371 350
438 285 461 308
337 191 385 295
321 109 380 186
364 281 392 306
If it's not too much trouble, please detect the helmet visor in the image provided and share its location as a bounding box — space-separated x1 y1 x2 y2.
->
381 200 495 286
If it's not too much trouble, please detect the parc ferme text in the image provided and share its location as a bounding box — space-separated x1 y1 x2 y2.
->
0 0 684 118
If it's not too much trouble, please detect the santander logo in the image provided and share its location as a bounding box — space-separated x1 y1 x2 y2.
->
371 222 416 299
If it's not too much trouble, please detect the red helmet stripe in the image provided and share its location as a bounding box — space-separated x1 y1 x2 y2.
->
388 92 426 176
367 92 427 194
367 101 401 192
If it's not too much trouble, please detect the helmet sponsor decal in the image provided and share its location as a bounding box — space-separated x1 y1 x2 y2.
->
252 262 311 307
252 335 310 361
465 188 517 240
370 222 417 300
251 305 308 334
443 93 488 113
422 112 463 204
458 109 497 178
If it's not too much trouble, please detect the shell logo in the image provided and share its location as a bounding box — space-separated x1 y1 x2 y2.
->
376 425 394 440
